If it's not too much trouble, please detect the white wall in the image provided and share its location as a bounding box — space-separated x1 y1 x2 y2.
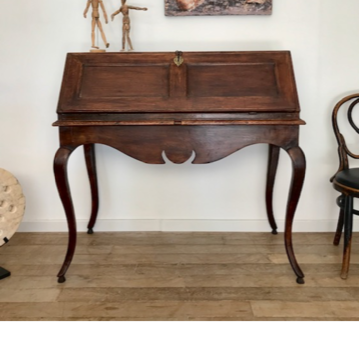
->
1 0 358 232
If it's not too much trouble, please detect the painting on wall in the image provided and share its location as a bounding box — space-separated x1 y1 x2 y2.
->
165 0 272 16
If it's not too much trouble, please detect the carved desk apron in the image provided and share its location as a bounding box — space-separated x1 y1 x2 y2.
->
53 51 306 284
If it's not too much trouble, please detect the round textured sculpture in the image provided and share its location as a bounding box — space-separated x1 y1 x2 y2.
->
0 168 25 246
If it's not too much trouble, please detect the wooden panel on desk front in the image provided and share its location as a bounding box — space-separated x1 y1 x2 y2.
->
187 63 278 98
57 51 300 115
80 64 170 99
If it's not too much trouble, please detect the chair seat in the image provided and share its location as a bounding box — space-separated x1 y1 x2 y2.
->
335 168 359 190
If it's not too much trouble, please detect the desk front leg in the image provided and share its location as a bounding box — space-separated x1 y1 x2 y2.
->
54 146 77 283
84 144 99 234
266 145 280 235
285 146 306 284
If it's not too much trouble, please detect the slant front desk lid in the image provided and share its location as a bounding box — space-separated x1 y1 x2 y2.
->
57 51 301 115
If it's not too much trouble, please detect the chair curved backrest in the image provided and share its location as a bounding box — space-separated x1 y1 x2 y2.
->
331 93 359 182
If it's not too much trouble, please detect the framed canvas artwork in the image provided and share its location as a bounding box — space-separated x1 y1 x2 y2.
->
165 0 272 16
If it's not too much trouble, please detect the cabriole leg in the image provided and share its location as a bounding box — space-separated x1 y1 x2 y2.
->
84 144 99 234
54 146 77 283
266 144 280 234
285 146 306 284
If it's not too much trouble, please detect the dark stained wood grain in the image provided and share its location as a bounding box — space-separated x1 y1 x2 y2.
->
56 51 300 114
58 125 300 165
266 145 280 234
84 144 99 234
53 51 306 283
284 146 306 283
53 147 77 283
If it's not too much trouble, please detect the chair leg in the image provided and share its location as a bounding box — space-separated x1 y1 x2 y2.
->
341 195 353 279
334 208 344 245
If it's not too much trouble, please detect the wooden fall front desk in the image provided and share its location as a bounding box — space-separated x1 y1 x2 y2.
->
53 51 306 284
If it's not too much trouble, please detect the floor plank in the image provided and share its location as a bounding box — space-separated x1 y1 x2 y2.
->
0 301 253 319
251 301 359 318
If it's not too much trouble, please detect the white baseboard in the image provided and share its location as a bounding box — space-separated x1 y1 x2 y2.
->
17 218 359 232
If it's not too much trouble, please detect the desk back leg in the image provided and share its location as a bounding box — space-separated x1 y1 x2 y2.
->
266 144 280 234
285 146 306 284
54 146 77 283
84 144 99 234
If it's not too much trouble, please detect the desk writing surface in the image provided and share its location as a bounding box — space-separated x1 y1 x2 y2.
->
56 51 301 121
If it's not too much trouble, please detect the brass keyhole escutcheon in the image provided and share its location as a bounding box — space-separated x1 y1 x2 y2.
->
174 51 184 67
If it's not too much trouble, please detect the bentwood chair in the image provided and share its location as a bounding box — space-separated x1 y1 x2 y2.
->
330 93 359 279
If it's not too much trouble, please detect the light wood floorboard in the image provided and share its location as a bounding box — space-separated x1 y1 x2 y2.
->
0 231 359 320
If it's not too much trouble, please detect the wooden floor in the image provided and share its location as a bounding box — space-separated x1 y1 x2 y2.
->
0 231 359 320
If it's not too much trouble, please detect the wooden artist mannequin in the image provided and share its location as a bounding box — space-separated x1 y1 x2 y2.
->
84 0 110 51
111 0 148 51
